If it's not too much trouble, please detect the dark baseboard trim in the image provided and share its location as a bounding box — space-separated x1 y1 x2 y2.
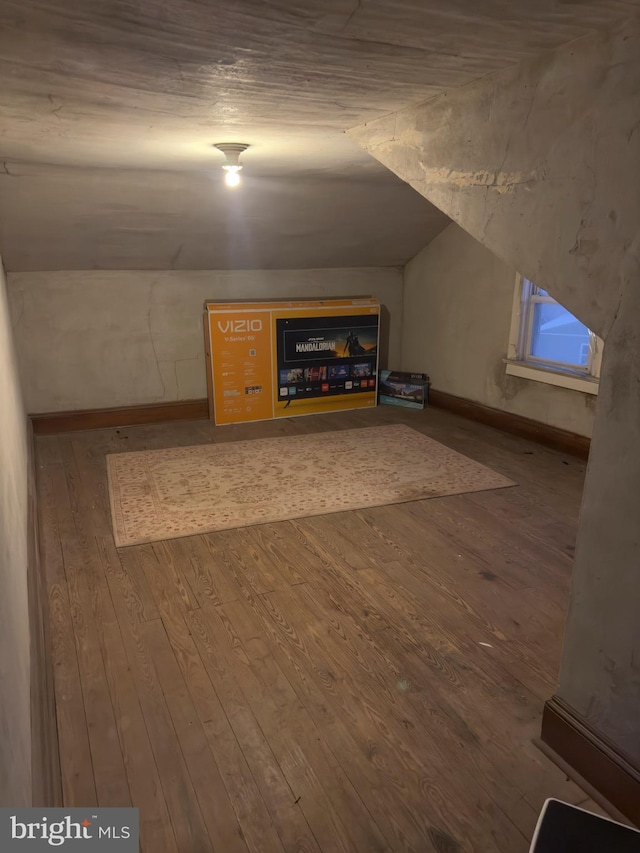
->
27 420 62 805
31 399 209 435
428 389 590 459
541 696 640 826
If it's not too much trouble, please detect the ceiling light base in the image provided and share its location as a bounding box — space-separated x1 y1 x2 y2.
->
214 143 249 168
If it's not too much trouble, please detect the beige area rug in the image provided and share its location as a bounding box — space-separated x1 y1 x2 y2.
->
107 424 515 547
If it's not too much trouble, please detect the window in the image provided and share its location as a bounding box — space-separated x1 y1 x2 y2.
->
506 276 601 394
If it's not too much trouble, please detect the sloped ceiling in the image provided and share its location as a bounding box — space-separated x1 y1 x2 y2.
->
0 0 635 271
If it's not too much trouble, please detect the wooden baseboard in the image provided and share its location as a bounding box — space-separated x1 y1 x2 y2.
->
27 420 62 805
31 399 209 435
428 389 590 459
541 696 640 826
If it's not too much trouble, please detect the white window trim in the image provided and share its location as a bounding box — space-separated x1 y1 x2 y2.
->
504 359 599 394
506 273 601 395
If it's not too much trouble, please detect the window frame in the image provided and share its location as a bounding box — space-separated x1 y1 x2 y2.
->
506 274 601 395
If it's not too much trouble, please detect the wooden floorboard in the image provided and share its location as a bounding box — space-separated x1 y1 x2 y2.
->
36 406 595 852
37 438 98 808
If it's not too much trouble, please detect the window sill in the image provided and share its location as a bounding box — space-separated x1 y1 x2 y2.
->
504 360 599 395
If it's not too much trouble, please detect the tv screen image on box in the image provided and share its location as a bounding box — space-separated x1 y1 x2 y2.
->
351 363 373 378
279 322 377 365
304 366 327 382
388 382 423 401
275 313 379 404
329 364 350 379
279 368 304 384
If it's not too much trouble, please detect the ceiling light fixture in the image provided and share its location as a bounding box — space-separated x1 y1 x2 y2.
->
214 143 249 188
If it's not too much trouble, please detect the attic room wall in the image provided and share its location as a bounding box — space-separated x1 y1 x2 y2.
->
349 20 639 339
0 255 31 806
350 16 640 796
8 267 402 414
403 223 596 437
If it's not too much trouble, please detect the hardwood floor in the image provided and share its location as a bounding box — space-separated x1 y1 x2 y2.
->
37 405 592 852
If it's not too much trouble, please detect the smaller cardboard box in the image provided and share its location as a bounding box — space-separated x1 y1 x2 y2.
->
378 370 430 409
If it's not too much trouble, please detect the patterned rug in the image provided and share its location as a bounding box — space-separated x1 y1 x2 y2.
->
107 424 515 547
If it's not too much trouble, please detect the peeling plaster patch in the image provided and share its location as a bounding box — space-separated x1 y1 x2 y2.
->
569 238 599 258
392 128 430 149
416 161 535 194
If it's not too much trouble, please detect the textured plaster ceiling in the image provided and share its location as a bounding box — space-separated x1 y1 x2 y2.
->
0 0 636 270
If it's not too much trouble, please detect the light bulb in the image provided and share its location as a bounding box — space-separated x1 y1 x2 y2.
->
215 143 248 187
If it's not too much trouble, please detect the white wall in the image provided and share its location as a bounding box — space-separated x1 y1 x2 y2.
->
403 224 596 437
353 20 640 771
0 255 31 806
8 267 403 413
349 22 639 342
